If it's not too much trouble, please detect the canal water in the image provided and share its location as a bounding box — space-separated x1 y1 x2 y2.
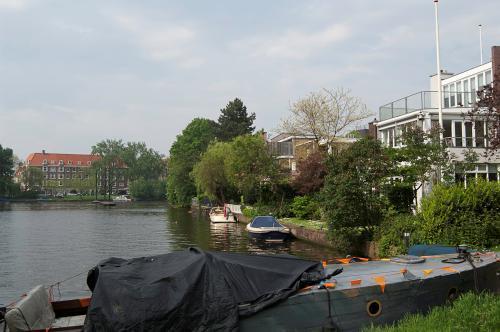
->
0 202 337 304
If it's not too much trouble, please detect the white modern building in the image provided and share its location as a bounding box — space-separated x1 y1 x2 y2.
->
376 46 499 193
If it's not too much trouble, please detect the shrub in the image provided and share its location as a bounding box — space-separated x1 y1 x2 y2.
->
289 196 320 220
419 181 500 248
384 182 414 214
377 213 421 257
130 178 167 201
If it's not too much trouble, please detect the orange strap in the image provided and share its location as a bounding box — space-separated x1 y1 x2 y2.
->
373 276 386 293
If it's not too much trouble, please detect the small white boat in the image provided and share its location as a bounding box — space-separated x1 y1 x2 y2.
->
113 195 132 202
209 207 236 223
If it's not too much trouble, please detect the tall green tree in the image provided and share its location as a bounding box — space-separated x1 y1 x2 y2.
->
0 145 14 196
121 142 165 181
216 98 256 141
225 134 278 204
192 141 234 204
22 167 43 192
389 126 453 207
322 138 392 250
91 139 126 200
167 118 218 206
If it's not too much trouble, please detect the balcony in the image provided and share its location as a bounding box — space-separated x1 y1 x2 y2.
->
444 137 488 149
379 91 477 121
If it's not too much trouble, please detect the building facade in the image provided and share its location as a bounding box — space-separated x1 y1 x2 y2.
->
18 151 128 196
268 133 359 175
376 46 500 195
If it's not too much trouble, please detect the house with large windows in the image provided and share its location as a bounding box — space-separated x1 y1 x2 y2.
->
376 46 500 192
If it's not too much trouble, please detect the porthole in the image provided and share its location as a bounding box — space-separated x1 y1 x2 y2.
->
366 300 382 317
447 287 458 302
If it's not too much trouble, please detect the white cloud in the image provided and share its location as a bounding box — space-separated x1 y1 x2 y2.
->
0 0 32 11
111 13 203 67
233 24 351 60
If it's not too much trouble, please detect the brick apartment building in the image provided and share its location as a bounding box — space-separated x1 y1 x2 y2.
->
17 150 128 196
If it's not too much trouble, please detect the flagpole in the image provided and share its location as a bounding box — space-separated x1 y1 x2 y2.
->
479 24 483 64
434 0 443 141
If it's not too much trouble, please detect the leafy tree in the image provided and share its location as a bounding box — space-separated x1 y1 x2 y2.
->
191 141 235 204
0 145 14 196
216 98 256 141
167 118 218 206
121 142 165 181
130 178 166 200
22 167 43 192
389 126 453 207
91 139 126 200
225 134 278 204
281 87 372 145
292 151 327 194
322 138 392 249
470 75 500 153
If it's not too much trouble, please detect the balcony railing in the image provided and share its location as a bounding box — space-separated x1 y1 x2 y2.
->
444 136 488 148
379 91 477 121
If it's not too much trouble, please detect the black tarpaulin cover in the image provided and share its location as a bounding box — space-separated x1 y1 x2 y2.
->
84 247 324 331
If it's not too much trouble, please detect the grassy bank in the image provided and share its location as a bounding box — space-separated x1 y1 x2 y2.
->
279 218 327 231
364 292 500 332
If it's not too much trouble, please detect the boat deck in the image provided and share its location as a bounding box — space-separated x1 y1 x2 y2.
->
318 252 497 292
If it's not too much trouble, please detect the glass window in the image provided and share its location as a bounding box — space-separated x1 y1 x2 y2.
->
465 122 473 147
485 70 492 85
478 73 484 88
454 121 463 147
456 81 462 106
470 77 476 103
443 85 450 108
477 164 487 172
489 172 498 182
475 121 485 147
443 120 452 139
450 83 456 106
463 79 470 106
389 128 394 147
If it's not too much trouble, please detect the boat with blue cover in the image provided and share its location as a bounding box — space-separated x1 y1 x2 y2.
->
246 215 291 241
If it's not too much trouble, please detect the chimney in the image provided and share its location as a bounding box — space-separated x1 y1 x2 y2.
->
42 150 46 154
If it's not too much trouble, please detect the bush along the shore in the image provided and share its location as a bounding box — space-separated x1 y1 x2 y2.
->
364 292 500 332
377 180 500 256
419 180 500 248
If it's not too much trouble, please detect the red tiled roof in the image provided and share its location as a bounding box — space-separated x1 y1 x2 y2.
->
26 152 100 167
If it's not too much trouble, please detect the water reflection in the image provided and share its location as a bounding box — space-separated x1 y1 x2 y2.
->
0 202 337 303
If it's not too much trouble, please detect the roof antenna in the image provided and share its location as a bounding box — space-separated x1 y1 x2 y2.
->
478 24 483 65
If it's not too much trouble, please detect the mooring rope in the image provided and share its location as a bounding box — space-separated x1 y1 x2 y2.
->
3 268 89 308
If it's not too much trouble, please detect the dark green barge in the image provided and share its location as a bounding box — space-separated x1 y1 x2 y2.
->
240 252 499 331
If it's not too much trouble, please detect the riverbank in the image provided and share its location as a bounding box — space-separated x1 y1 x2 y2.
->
364 292 500 332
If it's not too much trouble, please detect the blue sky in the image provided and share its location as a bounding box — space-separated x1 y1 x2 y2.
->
1 0 499 159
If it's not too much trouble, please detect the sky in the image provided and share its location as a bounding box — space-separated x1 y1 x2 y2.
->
1 0 499 159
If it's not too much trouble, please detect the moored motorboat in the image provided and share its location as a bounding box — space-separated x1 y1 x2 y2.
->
113 194 132 202
209 206 236 223
246 215 291 241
